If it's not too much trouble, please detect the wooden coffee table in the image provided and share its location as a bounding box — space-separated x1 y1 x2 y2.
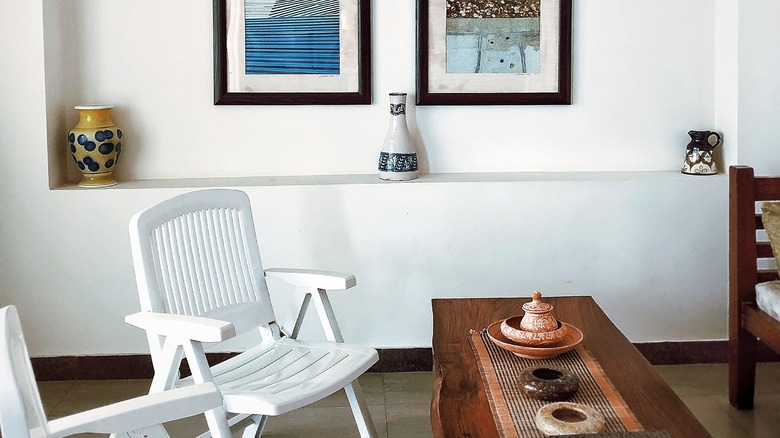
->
431 297 711 437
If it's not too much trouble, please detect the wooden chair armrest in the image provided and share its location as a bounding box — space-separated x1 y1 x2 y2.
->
47 383 222 436
125 312 236 343
265 268 357 290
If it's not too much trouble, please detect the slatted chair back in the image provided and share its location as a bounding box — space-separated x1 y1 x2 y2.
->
730 165 780 293
129 190 277 354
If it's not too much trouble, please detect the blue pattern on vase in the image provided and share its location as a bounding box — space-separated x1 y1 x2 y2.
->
95 130 114 142
378 152 419 172
68 128 123 175
99 143 115 155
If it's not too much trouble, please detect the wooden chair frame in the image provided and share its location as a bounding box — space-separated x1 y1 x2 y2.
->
728 165 780 409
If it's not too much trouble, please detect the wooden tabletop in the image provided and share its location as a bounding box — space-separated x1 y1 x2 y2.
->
431 297 711 437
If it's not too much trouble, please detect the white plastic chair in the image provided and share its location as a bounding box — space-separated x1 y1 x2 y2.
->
125 189 379 438
0 305 223 438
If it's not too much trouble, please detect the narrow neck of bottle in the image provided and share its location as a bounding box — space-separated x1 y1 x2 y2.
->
389 93 407 117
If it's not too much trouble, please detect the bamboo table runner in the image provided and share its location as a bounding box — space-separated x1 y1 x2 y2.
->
469 328 648 438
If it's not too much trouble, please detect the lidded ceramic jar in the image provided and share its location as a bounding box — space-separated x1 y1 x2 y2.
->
521 291 559 333
500 291 568 346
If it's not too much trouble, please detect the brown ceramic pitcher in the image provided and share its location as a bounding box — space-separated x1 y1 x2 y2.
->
682 130 722 175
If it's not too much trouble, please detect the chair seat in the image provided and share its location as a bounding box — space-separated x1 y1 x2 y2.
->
757 281 780 322
179 338 378 416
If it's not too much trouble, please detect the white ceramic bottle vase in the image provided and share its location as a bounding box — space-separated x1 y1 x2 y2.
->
378 92 419 181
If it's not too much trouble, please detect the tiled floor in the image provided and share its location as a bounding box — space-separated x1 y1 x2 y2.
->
36 363 780 437
655 362 780 438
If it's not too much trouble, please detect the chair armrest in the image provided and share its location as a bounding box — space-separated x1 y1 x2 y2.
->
47 383 222 436
266 269 356 342
264 268 357 290
125 312 236 343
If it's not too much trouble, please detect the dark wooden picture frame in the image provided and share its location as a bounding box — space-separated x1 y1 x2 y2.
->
416 0 571 105
213 0 371 105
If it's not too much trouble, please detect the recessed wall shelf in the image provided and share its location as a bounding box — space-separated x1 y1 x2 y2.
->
50 171 723 190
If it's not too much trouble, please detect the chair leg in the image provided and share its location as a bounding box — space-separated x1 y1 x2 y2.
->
306 289 377 436
291 293 313 339
201 408 233 438
182 341 233 437
110 424 170 437
310 288 345 343
239 414 268 438
728 328 758 409
345 381 378 438
149 339 184 393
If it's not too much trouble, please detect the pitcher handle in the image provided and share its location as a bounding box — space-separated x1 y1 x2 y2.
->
709 132 722 148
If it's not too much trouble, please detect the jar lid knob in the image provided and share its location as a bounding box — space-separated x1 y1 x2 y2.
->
523 290 553 314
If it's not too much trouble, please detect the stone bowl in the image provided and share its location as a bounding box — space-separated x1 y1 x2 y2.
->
535 402 605 436
518 366 579 401
500 315 568 347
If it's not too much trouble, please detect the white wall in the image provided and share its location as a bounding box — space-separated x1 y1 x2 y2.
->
0 0 749 356
737 0 780 174
714 0 738 169
46 0 716 181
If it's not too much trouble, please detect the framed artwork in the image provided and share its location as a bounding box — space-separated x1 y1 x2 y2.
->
213 0 371 105
417 0 572 105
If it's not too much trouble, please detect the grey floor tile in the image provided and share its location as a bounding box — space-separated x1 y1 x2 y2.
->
657 362 780 397
307 372 385 408
47 379 151 418
168 407 388 438
655 363 728 397
676 394 753 438
261 404 387 438
658 362 780 438
36 380 74 415
754 362 780 394
163 414 211 437
386 404 433 438
383 372 433 406
737 392 780 438
27 364 780 437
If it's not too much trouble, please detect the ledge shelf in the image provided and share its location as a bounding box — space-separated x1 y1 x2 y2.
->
51 171 725 190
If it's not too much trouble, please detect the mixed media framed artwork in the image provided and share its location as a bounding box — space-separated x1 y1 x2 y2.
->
214 0 371 105
417 0 571 105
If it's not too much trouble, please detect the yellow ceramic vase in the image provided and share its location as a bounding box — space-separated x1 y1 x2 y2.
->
68 105 123 187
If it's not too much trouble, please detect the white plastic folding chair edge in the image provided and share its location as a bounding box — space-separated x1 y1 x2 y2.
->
0 305 223 438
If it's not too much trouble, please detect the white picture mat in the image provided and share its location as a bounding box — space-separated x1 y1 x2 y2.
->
226 0 360 93
427 0 561 94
